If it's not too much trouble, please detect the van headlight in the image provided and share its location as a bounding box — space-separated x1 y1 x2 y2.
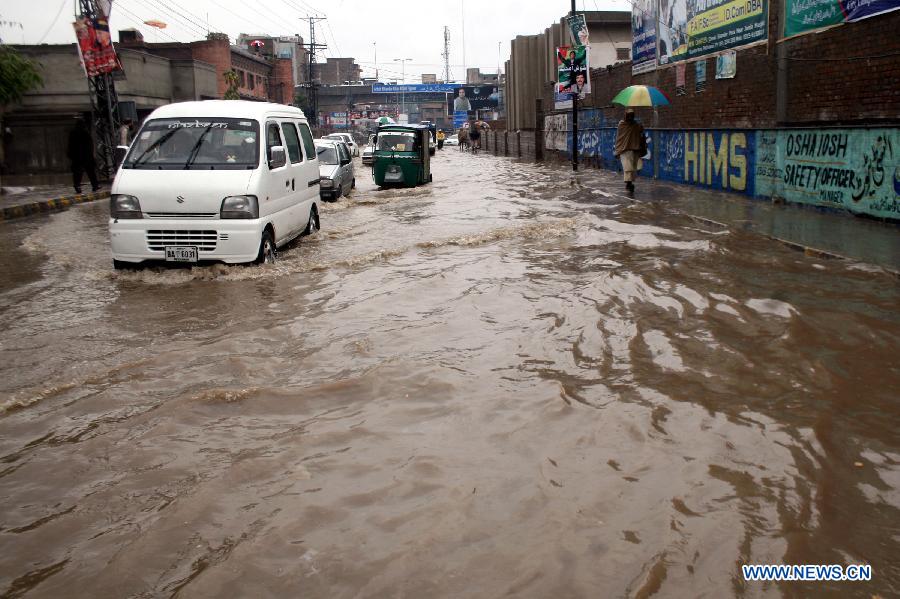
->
110 194 142 219
220 195 259 219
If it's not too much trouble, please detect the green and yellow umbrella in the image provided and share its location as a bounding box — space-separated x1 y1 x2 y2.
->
611 85 671 107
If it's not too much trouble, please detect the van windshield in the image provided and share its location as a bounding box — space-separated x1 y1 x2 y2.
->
124 118 260 170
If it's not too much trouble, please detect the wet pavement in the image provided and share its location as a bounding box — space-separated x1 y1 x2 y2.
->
0 149 898 598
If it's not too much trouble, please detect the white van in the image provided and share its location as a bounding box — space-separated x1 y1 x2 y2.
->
109 101 320 268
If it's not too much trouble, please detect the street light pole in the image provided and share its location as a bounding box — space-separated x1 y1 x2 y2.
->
570 0 578 172
394 58 412 120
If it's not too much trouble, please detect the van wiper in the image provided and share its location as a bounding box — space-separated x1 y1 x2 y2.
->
130 129 179 167
183 125 213 169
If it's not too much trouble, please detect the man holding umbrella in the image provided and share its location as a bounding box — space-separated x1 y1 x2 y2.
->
611 85 670 192
614 109 646 193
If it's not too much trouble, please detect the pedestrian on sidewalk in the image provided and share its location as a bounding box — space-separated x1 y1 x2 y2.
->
437 129 445 150
118 118 133 146
68 116 99 194
614 109 646 192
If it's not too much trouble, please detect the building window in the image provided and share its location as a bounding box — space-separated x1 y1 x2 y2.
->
616 47 630 61
249 74 255 90
238 70 246 87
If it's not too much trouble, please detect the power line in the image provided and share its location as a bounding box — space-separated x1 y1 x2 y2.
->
114 2 181 42
35 0 68 44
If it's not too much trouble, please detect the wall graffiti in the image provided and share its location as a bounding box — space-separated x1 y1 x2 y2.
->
657 130 754 195
544 114 568 152
542 115 898 220
755 128 900 219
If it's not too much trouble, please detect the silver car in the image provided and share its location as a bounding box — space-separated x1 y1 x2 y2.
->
315 140 355 201
361 134 375 165
323 133 359 157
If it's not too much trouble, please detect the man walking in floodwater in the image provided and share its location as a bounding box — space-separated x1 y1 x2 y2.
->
68 116 99 194
614 109 646 192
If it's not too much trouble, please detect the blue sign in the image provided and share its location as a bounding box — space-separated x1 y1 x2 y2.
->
372 84 458 94
452 111 468 128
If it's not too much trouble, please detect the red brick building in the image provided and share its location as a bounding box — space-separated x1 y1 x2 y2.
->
118 31 294 105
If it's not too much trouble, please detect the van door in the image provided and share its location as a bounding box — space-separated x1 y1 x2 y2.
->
263 121 292 244
278 119 308 238
297 122 320 206
337 143 352 194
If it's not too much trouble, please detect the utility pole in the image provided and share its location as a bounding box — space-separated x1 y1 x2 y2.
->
301 16 327 126
77 0 120 179
442 27 451 83
394 58 412 120
570 0 578 172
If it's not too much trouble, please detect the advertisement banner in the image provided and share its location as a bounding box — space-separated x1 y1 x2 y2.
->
372 83 458 93
659 0 768 65
716 50 737 78
784 0 900 37
556 46 590 95
446 85 500 114
73 16 122 77
567 14 590 45
631 0 658 74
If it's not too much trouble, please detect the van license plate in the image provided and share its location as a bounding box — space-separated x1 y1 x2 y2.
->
165 246 198 262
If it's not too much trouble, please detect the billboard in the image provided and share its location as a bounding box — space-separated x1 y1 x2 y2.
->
556 46 590 96
784 0 900 37
632 0 657 74
446 85 500 114
373 84 458 93
631 0 769 69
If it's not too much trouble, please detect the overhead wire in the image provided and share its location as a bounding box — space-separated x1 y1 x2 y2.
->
139 0 209 38
35 0 68 44
114 2 181 42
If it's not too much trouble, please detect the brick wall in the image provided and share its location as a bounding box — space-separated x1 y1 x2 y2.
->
272 57 295 105
189 39 232 99
531 0 899 130
783 11 900 124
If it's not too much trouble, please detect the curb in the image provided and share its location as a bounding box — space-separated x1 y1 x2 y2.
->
0 190 110 221
687 215 900 278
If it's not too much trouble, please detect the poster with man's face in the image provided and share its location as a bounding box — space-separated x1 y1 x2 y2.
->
556 46 590 96
447 86 499 114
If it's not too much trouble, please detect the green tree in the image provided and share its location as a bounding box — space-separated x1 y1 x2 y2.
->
0 46 43 192
223 70 240 100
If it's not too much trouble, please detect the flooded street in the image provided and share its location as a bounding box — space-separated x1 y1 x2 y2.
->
1 149 899 597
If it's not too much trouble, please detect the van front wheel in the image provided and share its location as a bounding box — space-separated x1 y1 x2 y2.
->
302 206 319 236
254 229 277 264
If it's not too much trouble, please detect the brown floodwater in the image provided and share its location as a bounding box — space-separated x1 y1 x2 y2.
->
1 149 898 598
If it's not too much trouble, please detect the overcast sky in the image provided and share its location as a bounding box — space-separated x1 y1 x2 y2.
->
2 0 630 82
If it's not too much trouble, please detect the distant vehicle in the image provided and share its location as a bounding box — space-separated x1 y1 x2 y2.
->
109 100 320 268
314 139 355 201
323 133 359 157
373 124 432 188
444 134 459 146
421 121 437 156
361 134 375 165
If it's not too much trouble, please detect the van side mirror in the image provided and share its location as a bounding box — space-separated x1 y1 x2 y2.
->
268 145 286 169
341 156 351 165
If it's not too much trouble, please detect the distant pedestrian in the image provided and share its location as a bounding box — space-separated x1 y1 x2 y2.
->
118 118 133 146
614 109 646 192
68 116 99 194
437 129 445 150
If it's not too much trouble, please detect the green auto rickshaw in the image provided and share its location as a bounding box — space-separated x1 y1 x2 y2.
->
372 124 432 187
